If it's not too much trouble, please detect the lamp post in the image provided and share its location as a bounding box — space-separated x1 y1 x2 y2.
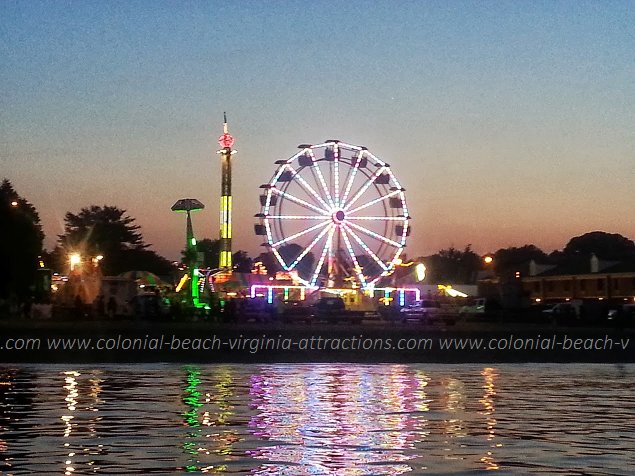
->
171 198 205 307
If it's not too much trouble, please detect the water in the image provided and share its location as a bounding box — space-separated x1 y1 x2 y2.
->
0 364 633 475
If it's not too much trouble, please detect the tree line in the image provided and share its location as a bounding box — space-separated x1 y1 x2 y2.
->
421 232 635 284
2 177 635 304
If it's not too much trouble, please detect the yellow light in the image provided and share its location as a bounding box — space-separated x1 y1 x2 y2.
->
438 284 468 298
10 200 18 207
415 263 426 281
69 253 81 271
535 298 541 303
96 255 104 261
176 274 189 292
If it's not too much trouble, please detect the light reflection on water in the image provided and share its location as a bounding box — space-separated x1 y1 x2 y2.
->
0 364 633 474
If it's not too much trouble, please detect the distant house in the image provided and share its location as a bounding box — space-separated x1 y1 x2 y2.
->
522 254 635 302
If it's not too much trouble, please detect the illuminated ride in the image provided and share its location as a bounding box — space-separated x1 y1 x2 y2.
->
217 112 236 270
171 198 205 307
255 140 410 290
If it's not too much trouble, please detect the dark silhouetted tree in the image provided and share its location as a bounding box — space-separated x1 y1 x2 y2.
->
58 205 170 275
183 238 220 269
561 231 635 261
232 251 253 273
425 245 481 283
0 179 44 301
255 251 282 276
493 244 549 276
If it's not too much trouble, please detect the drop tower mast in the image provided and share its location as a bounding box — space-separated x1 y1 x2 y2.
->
217 113 236 270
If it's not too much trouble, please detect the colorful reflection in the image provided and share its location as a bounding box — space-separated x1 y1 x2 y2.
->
247 364 432 475
443 377 467 440
180 366 240 473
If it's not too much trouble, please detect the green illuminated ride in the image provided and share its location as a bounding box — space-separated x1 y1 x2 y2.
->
171 198 205 307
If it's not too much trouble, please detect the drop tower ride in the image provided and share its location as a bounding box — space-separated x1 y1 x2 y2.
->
217 113 236 270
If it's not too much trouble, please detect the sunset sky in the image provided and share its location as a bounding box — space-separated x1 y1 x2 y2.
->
2 0 634 261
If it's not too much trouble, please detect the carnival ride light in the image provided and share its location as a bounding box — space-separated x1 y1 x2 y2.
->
255 141 409 290
415 263 426 282
176 274 189 293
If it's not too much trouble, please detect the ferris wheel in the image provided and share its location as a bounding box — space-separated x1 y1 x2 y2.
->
254 140 410 289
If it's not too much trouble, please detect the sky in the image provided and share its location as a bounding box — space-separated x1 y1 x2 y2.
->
1 0 634 261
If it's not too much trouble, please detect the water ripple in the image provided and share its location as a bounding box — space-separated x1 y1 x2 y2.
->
0 364 632 474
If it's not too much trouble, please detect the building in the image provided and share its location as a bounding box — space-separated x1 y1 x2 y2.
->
522 254 635 303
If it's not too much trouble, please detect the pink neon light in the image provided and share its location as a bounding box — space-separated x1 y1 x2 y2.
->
218 133 234 149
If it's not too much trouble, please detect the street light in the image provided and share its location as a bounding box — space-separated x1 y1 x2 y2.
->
10 200 18 207
69 253 81 271
483 255 493 265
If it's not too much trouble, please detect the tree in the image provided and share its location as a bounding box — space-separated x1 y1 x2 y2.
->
181 238 253 273
183 238 219 269
562 231 635 261
232 251 253 273
425 245 481 283
58 205 169 275
0 179 44 301
255 251 283 276
493 244 549 275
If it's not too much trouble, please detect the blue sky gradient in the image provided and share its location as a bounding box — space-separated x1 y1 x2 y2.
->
2 0 634 259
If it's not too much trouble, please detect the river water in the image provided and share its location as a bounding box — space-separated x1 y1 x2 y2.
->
0 363 632 474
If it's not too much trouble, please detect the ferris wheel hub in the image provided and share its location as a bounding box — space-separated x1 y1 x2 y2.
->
332 209 346 224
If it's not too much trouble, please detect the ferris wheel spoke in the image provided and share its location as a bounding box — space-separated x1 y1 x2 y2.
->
347 189 401 215
340 227 367 288
342 166 387 212
310 226 336 287
346 221 404 248
270 220 331 248
271 247 288 271
333 145 340 207
368 272 390 287
287 223 333 272
340 152 364 207
343 224 388 272
283 164 331 211
347 216 407 221
308 150 336 209
272 188 329 215
268 215 331 220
